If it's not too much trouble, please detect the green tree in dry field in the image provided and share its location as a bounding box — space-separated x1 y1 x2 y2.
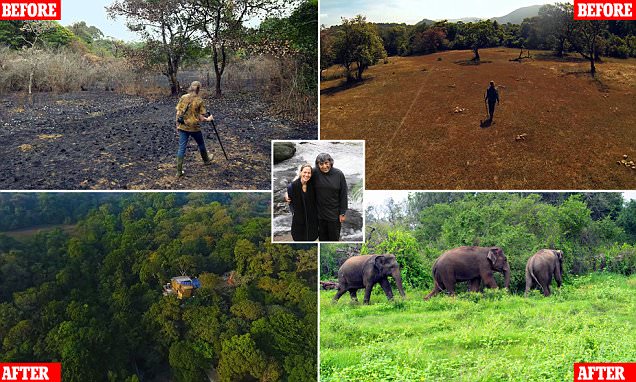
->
572 20 607 76
333 15 387 82
464 20 497 61
538 2 575 57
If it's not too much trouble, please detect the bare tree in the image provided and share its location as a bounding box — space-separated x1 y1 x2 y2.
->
18 21 57 95
107 0 200 95
192 0 292 97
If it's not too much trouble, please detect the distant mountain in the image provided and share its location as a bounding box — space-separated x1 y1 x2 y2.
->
414 4 545 26
492 4 544 24
415 18 436 26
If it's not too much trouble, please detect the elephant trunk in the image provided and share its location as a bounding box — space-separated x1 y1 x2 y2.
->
502 263 511 290
392 269 406 297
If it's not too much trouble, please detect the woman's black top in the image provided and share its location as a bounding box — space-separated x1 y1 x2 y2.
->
290 178 319 241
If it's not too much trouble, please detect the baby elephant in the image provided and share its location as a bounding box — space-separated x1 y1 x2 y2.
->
333 254 405 304
525 249 564 297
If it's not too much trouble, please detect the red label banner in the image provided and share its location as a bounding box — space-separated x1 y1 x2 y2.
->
0 0 61 20
574 363 636 382
0 363 62 382
574 0 635 20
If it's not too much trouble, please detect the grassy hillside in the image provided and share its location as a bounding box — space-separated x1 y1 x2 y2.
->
320 273 636 381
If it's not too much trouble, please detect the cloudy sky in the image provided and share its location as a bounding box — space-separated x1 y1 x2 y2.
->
320 0 573 27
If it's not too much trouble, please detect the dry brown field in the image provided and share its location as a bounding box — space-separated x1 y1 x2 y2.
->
320 48 636 189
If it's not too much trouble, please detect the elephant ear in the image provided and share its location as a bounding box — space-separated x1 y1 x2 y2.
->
555 250 563 261
374 255 386 271
487 248 498 265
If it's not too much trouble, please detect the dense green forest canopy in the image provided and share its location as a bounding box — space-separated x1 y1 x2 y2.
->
0 193 317 382
322 193 636 292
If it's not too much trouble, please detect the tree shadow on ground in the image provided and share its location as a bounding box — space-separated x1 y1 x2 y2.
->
454 59 493 66
320 77 374 97
533 53 588 63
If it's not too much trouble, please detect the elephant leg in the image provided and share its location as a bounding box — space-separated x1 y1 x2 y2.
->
525 272 533 297
543 283 551 297
424 285 441 300
363 283 374 305
349 289 358 302
379 278 394 300
425 277 445 300
468 278 481 292
481 273 498 289
333 287 347 302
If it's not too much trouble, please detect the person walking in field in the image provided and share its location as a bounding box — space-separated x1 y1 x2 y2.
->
484 80 500 122
175 81 214 177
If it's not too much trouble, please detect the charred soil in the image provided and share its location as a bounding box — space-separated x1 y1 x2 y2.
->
320 48 636 190
0 91 316 190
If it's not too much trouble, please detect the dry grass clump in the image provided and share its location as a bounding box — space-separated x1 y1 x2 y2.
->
0 46 136 94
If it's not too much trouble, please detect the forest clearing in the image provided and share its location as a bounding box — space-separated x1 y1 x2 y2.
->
320 273 636 382
321 48 636 189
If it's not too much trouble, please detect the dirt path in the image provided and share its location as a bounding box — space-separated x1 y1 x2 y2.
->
321 48 636 190
0 91 316 190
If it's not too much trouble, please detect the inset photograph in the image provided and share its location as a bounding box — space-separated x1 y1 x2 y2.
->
0 0 317 190
320 191 636 381
0 192 317 381
272 140 364 242
320 1 636 189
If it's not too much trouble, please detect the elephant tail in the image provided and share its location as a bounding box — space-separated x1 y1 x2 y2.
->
529 258 545 293
424 261 443 301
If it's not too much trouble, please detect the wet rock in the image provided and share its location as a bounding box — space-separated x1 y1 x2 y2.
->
274 142 296 163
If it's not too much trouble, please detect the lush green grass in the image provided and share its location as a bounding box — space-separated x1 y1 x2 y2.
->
320 273 636 382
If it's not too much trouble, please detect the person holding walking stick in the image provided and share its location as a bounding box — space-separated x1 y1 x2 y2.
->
484 80 500 122
175 81 214 178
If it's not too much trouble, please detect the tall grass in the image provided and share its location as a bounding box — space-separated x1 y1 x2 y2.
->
0 46 136 94
320 273 636 382
223 55 317 121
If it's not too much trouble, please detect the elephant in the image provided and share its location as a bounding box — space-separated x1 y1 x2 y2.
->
525 249 563 297
424 246 511 300
332 254 405 304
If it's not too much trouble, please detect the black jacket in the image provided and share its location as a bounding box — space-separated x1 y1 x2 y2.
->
485 86 499 104
313 167 348 222
290 178 319 241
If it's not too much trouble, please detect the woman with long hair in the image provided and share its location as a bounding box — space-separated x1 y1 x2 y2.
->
288 163 319 241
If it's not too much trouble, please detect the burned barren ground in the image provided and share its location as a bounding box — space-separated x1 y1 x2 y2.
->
321 48 636 190
0 91 316 190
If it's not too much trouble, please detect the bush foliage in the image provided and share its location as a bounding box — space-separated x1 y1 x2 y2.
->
0 193 317 381
322 193 636 293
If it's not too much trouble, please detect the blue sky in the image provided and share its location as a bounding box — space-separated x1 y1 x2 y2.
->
320 0 574 27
